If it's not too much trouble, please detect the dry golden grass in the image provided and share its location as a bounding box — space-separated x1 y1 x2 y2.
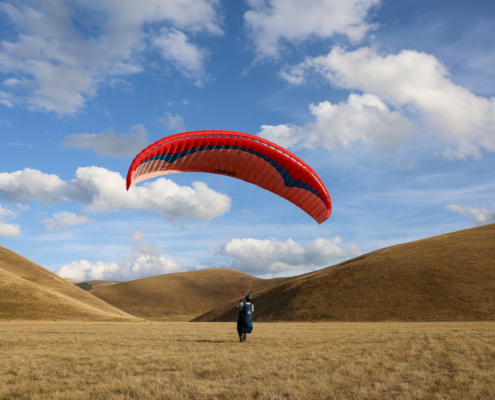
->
0 245 137 321
91 270 291 321
196 223 495 323
0 321 494 399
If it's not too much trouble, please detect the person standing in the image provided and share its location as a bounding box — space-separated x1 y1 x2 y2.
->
236 294 253 342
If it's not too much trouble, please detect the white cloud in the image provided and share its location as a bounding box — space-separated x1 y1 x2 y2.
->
281 46 495 159
0 0 222 114
63 124 148 157
211 236 362 274
0 169 67 204
56 232 186 280
128 230 145 244
56 260 120 281
158 112 185 131
0 167 231 221
244 0 380 59
0 205 21 237
446 204 495 226
0 223 21 237
0 91 16 108
56 254 184 281
259 93 414 152
43 211 91 232
152 28 208 85
0 205 19 220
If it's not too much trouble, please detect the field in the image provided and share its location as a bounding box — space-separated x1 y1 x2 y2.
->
1 322 494 399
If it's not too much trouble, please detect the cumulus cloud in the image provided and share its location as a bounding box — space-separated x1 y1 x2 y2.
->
56 260 120 281
43 211 91 232
158 112 185 131
63 124 148 157
0 167 231 221
211 236 362 274
0 205 21 236
56 231 186 280
152 28 208 85
446 204 495 226
281 46 495 159
259 93 414 152
244 0 380 59
0 0 222 114
56 253 184 281
0 169 70 204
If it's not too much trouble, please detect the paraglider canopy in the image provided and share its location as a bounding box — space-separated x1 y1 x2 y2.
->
127 130 331 224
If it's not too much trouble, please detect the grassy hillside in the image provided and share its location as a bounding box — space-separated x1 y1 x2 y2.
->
0 245 139 321
194 223 495 322
91 269 290 321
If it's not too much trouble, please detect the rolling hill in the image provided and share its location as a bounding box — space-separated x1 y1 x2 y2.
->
91 269 291 321
0 245 139 321
193 223 495 322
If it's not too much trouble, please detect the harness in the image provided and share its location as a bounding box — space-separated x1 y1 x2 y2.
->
237 303 253 334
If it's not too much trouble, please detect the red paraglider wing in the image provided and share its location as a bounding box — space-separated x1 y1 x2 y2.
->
126 130 332 224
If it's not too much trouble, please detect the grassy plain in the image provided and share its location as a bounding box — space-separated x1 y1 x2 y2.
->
1 321 494 399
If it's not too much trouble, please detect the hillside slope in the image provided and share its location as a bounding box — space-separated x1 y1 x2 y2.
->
193 224 495 322
91 270 290 321
0 245 139 321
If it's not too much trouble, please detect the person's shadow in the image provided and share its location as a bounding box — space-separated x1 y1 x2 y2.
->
194 340 227 343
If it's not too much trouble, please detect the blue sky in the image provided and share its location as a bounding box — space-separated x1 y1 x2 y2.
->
0 0 494 283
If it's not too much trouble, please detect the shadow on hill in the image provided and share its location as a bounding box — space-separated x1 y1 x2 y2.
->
75 282 93 291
